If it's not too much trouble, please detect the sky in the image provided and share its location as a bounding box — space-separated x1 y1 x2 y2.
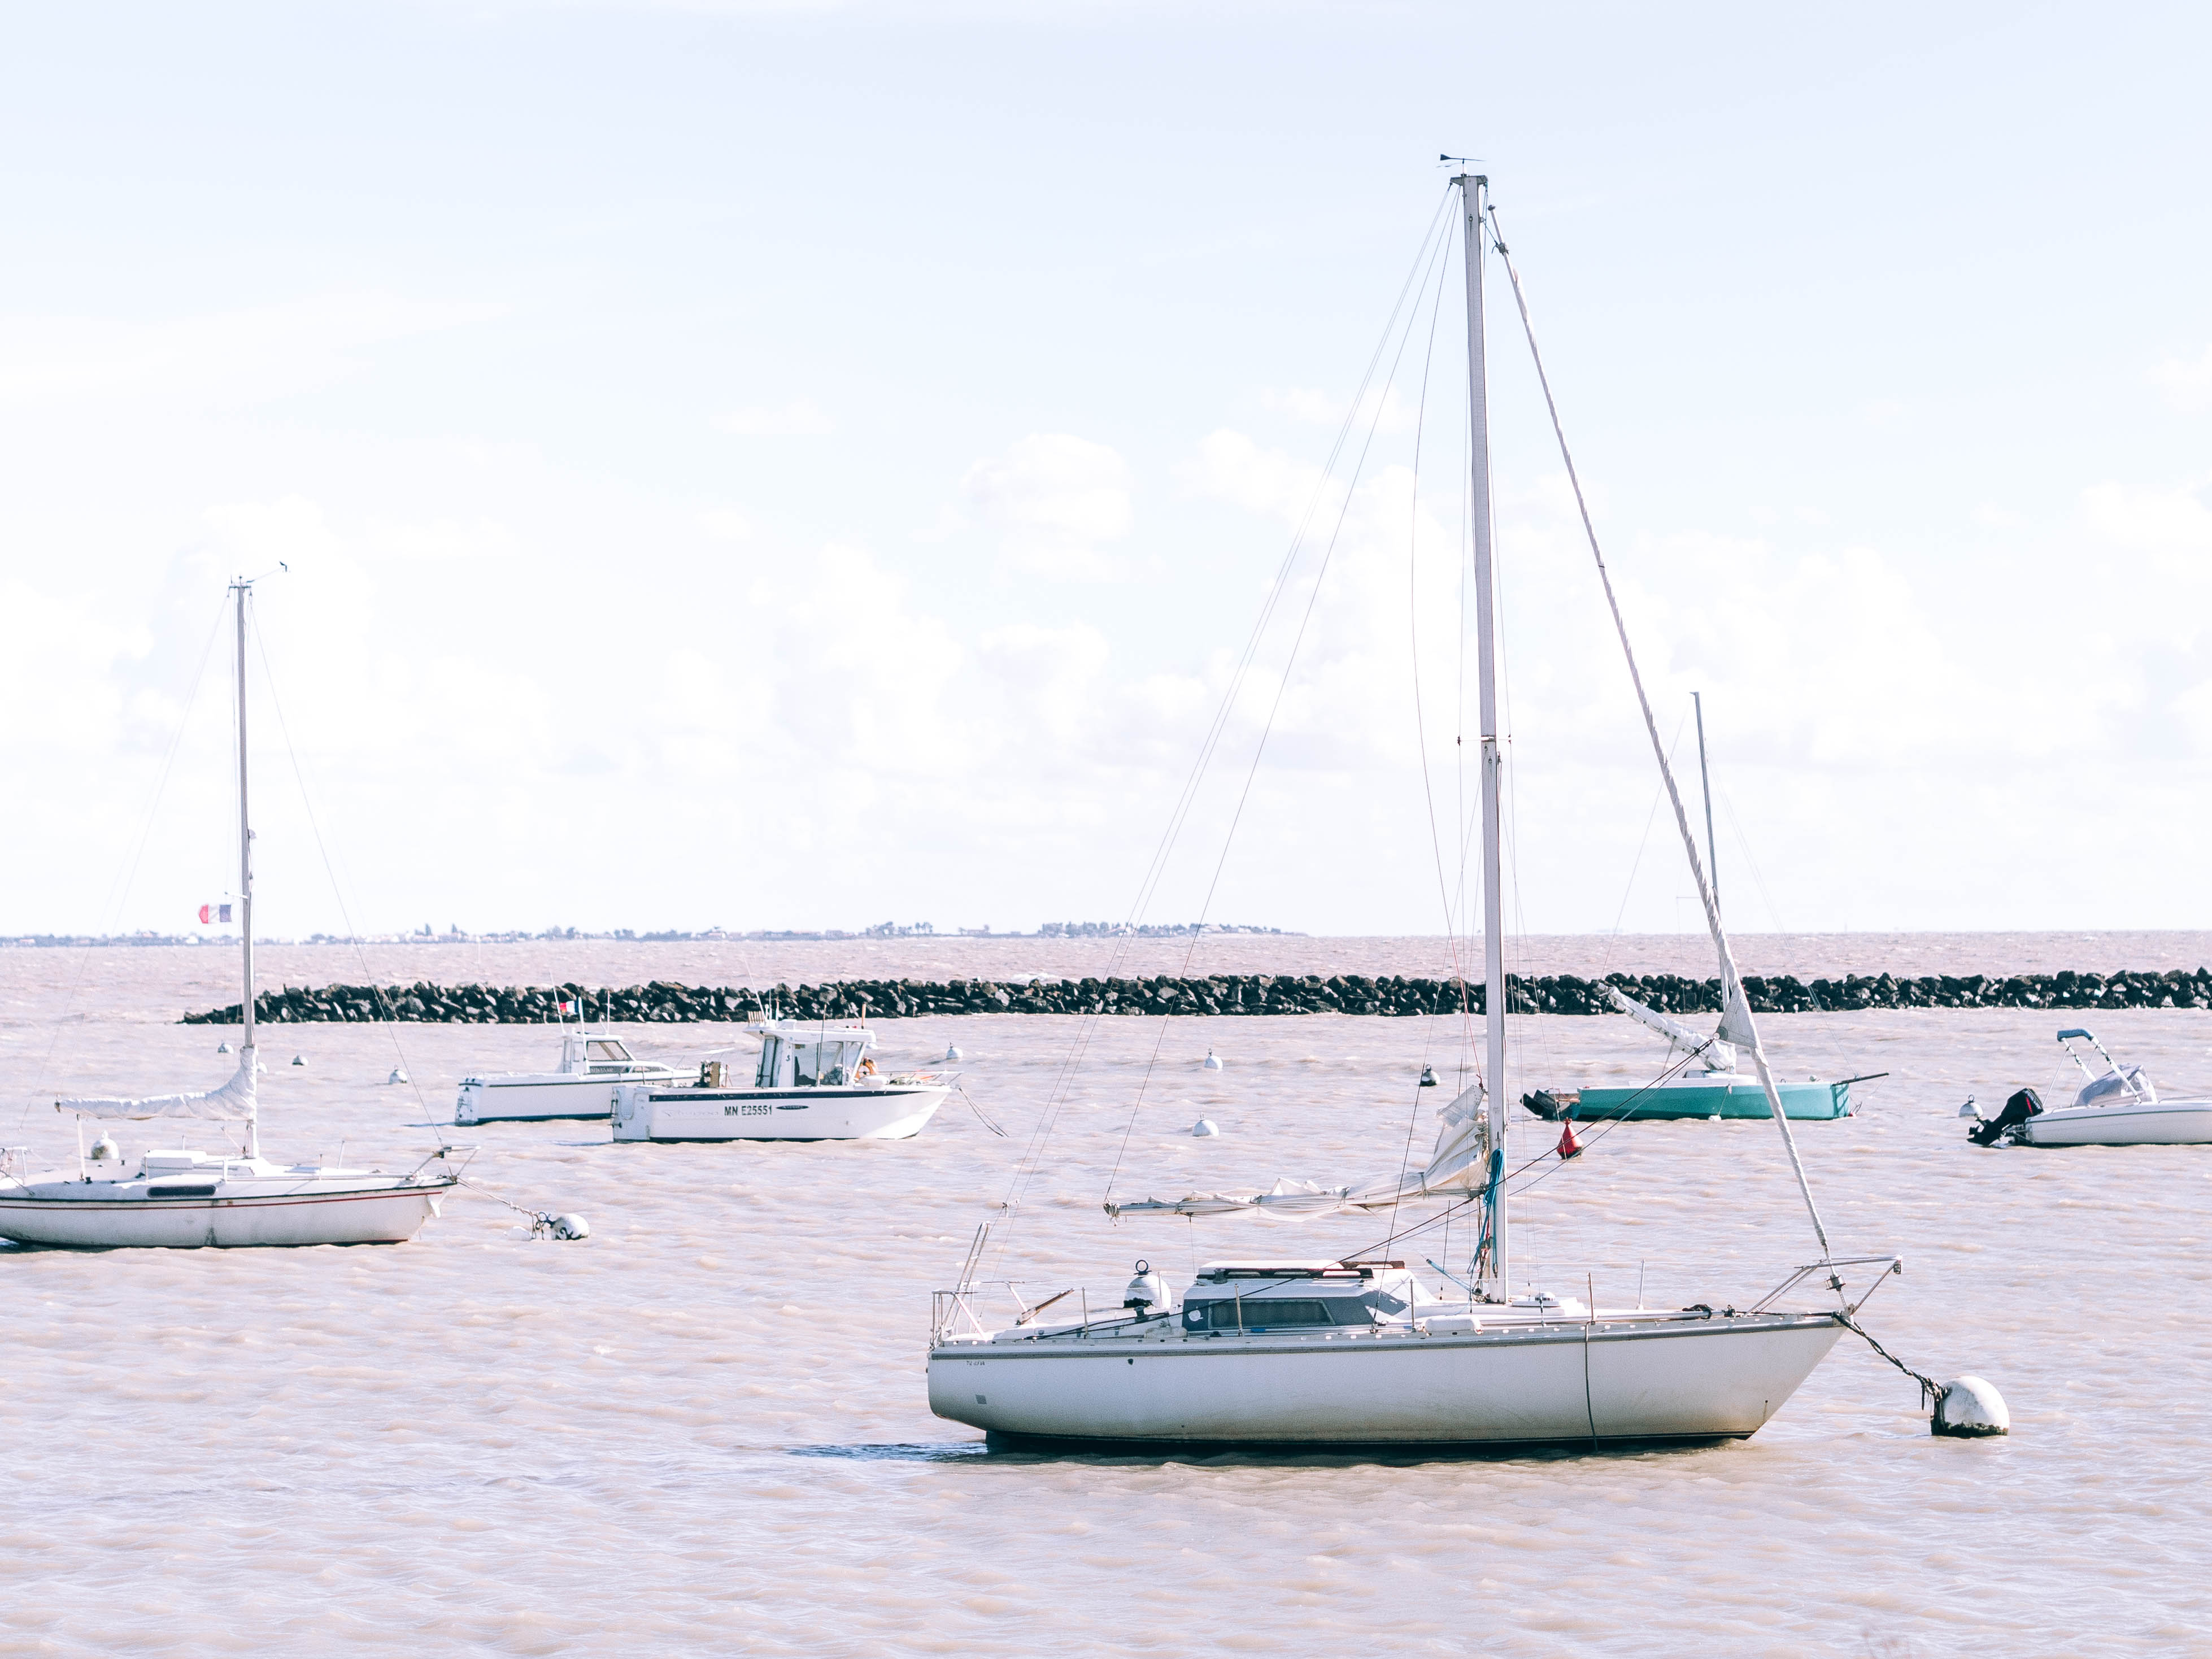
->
2 0 2209 939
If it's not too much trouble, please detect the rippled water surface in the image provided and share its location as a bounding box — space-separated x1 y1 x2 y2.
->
3 935 2209 1656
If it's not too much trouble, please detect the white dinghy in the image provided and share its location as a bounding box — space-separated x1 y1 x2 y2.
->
609 1020 949 1142
456 1030 681 1124
928 173 1901 1448
1966 1029 2212 1148
0 577 461 1249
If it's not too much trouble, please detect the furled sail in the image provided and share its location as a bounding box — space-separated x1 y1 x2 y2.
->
1108 1083 1491 1221
1604 984 1736 1073
57 1056 258 1121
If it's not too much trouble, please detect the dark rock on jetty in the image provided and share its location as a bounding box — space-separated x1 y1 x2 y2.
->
180 967 2212 1025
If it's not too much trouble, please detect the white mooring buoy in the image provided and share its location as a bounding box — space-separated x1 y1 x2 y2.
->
944 1044 964 1063
550 1213 590 1241
216 1041 232 1055
1932 1375 2009 1438
387 1068 409 1085
291 1054 307 1067
1202 1050 1222 1072
1191 1117 1219 1138
88 1133 119 1163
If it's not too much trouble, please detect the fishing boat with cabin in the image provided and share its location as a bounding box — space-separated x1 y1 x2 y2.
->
609 1019 950 1142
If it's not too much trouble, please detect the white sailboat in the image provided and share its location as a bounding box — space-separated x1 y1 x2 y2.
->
926 173 1899 1447
0 577 461 1249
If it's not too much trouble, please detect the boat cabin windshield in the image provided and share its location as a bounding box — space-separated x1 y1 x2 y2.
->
563 1034 646 1074
752 1023 877 1088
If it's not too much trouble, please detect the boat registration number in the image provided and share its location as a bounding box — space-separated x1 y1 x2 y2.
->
724 1103 773 1116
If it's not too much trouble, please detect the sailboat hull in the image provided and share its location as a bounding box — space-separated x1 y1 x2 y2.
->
0 1179 454 1249
929 1313 1843 1447
1537 1081 1851 1122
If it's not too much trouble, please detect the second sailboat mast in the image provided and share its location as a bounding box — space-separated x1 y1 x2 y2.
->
1458 173 1508 1292
233 577 259 1159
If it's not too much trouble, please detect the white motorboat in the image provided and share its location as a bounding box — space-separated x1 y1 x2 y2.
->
456 1031 681 1124
0 576 460 1249
929 172 1901 1448
609 1020 949 1142
1966 1029 2212 1148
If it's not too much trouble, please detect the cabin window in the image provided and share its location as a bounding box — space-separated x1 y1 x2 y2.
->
586 1039 633 1063
1182 1297 1371 1332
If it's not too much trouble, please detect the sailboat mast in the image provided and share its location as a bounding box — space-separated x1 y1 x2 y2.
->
1458 173 1508 1294
233 578 259 1158
1693 691 1719 916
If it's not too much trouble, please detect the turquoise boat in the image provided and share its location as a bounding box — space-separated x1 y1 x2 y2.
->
1523 1077 1856 1122
1521 982 1873 1122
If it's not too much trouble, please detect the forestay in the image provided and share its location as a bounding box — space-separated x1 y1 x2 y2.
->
1108 1083 1491 1221
57 1056 258 1122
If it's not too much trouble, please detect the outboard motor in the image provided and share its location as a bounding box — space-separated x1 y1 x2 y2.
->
1968 1087 2043 1146
1123 1260 1173 1318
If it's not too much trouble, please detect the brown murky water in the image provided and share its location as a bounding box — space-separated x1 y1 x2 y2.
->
2 935 2207 1654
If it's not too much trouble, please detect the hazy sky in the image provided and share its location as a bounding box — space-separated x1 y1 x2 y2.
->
4 1 2208 938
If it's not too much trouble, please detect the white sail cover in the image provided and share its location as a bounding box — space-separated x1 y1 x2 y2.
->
57 1056 258 1121
1109 1083 1492 1221
1604 984 1736 1073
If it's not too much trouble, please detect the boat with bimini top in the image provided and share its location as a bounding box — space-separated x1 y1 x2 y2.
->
1965 1027 2212 1148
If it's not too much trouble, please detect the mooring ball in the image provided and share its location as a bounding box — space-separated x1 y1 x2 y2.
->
551 1213 590 1241
88 1133 119 1162
1932 1374 2009 1438
1191 1118 1219 1138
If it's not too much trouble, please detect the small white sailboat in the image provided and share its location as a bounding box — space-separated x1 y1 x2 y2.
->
609 1020 950 1142
928 172 1900 1448
455 1030 681 1124
1966 1028 2212 1148
0 577 460 1249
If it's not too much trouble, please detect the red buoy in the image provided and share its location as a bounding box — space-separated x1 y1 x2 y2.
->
1556 1122 1583 1160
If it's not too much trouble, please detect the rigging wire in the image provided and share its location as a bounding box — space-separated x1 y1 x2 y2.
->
988 189 1464 1266
250 611 438 1134
1485 200 1832 1260
1072 189 1462 1233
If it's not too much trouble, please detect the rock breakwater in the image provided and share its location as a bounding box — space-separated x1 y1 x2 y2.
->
180 967 2212 1025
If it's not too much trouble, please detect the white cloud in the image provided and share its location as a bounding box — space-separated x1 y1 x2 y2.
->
1179 428 1329 524
961 433 1133 579
2150 346 2212 413
0 293 500 410
715 399 834 436
1261 385 1418 435
697 507 754 542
